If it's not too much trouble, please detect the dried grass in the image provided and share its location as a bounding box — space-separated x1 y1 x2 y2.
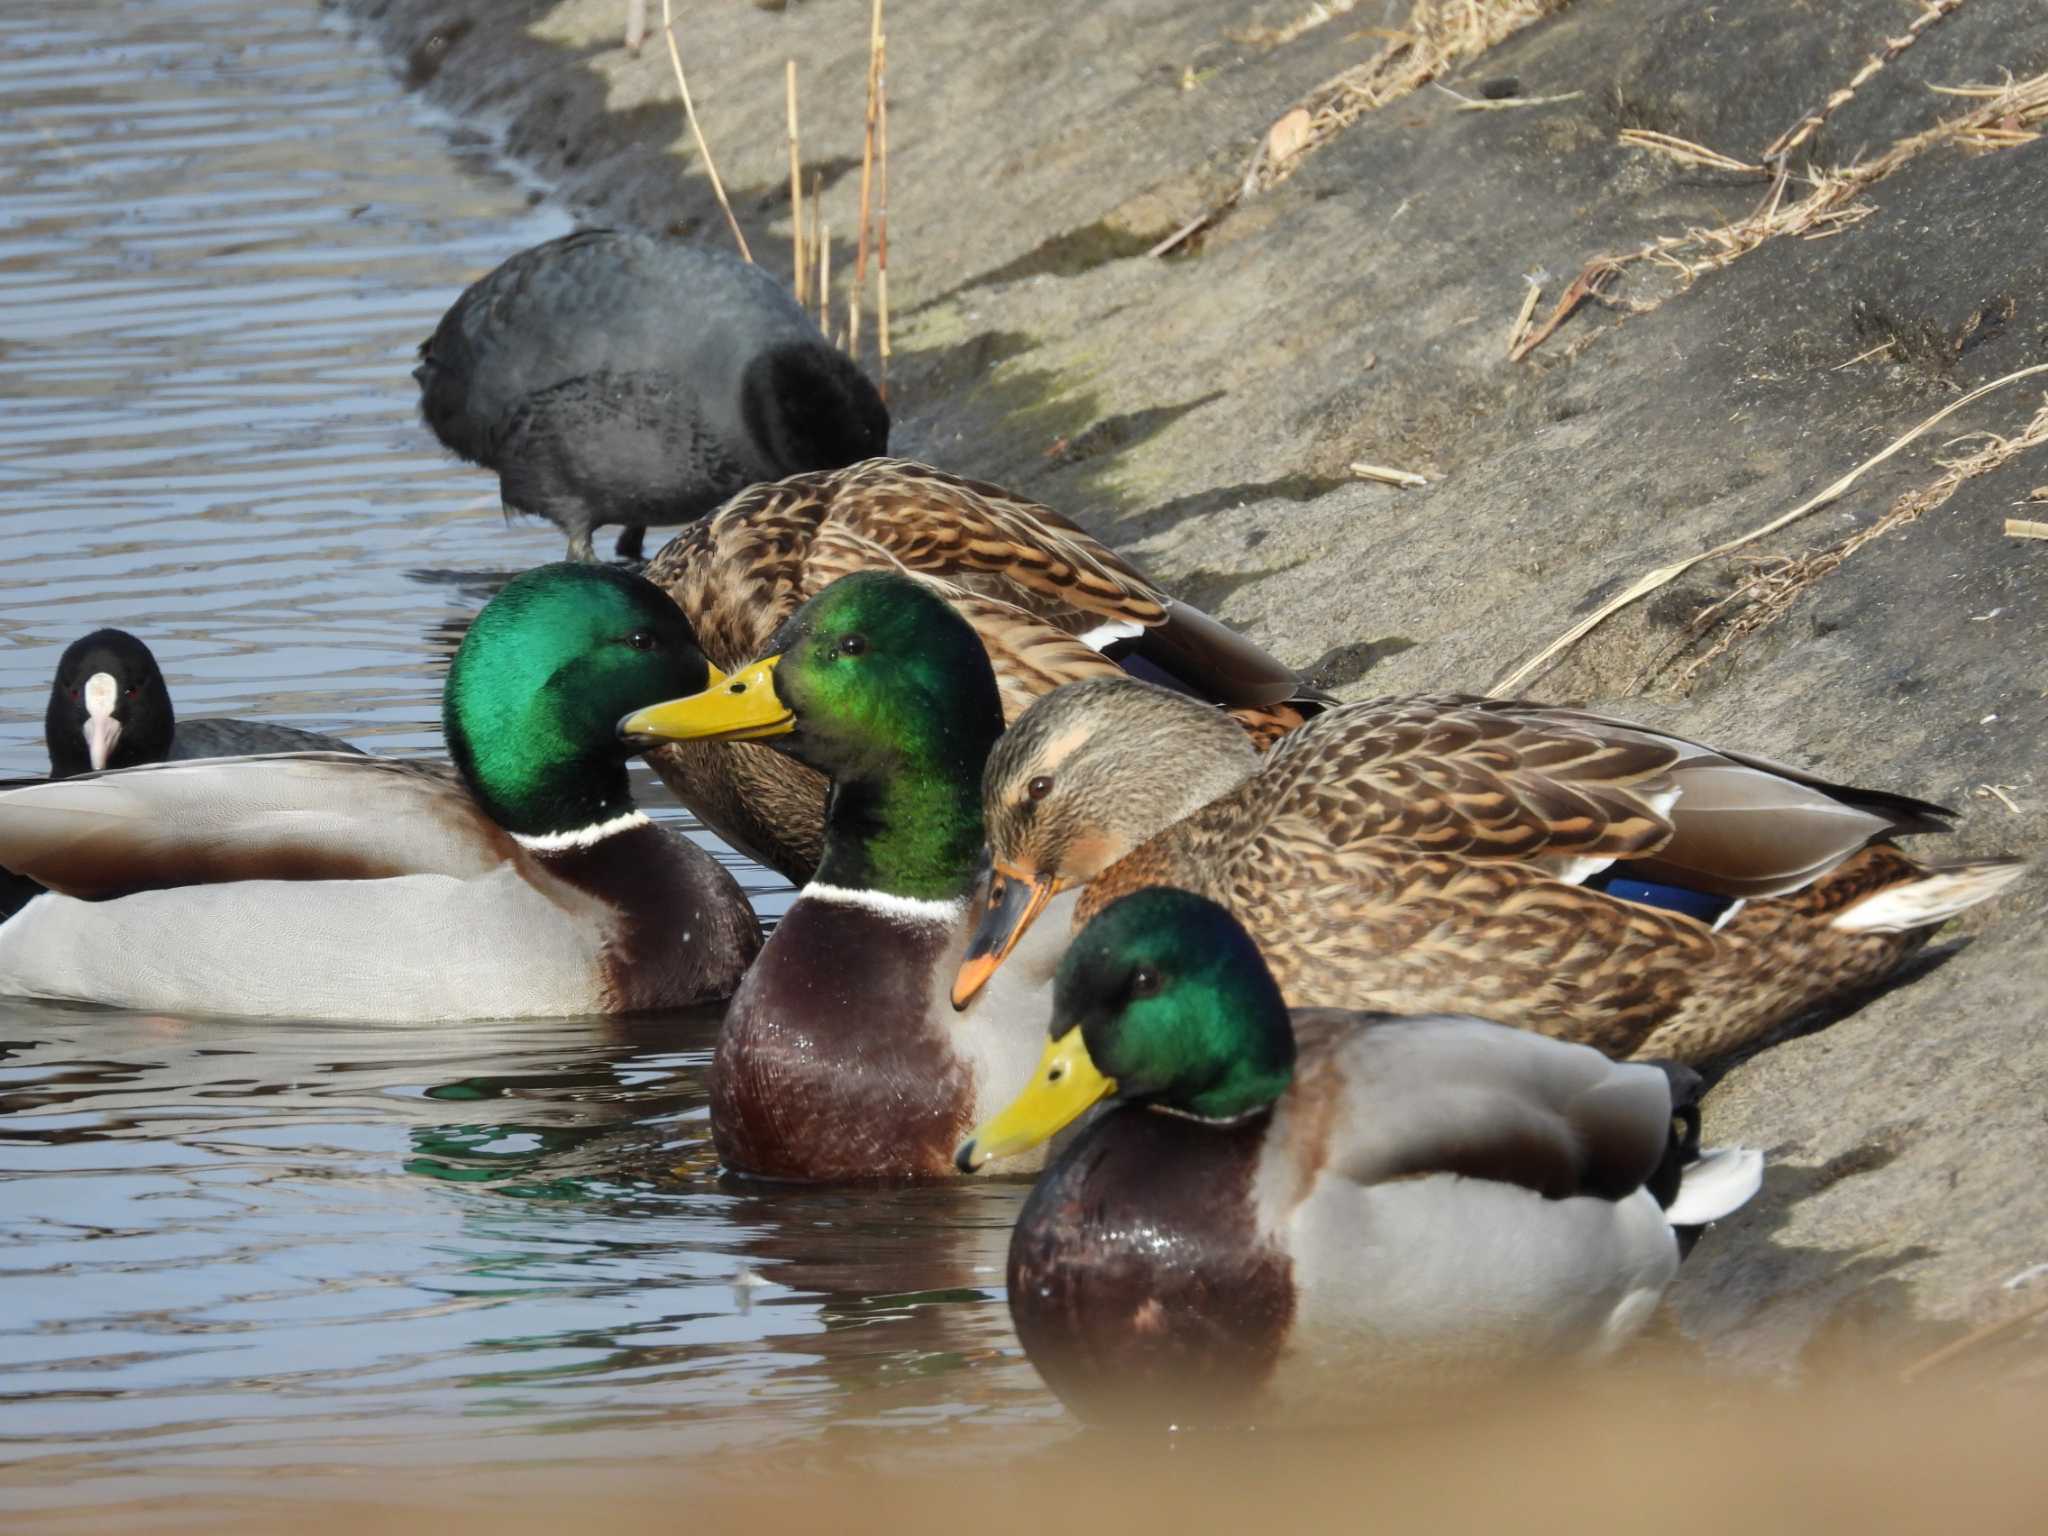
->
1674 392 2048 685
785 61 805 306
1519 67 2048 358
1491 363 2048 695
1762 0 1967 163
1616 129 1762 175
658 0 752 262
1239 0 1571 199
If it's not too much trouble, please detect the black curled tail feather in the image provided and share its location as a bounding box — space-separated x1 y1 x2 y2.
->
1644 1059 1704 1211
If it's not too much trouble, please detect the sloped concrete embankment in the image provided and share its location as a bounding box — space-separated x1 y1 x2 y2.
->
340 0 2048 1372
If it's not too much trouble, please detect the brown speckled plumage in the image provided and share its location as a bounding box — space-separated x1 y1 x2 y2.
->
639 459 1322 880
991 686 2024 1064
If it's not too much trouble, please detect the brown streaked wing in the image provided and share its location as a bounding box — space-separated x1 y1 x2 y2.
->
805 458 1168 628
0 754 520 900
931 584 1127 714
1192 696 1685 874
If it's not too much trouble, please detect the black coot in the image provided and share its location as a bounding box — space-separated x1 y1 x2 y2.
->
44 629 361 779
415 229 890 561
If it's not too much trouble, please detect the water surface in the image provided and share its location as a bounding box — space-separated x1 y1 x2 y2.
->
0 0 1048 1509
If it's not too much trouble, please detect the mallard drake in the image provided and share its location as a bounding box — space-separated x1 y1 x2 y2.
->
953 680 2024 1063
44 628 361 778
415 228 888 561
0 565 760 1020
639 457 1326 882
620 570 1083 1180
956 887 1764 1424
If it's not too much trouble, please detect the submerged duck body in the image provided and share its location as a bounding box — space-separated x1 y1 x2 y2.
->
0 566 760 1021
961 682 2024 1063
624 569 1080 1179
415 228 888 561
640 458 1327 882
961 890 1762 1424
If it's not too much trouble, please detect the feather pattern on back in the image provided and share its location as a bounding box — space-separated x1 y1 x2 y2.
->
639 459 1323 881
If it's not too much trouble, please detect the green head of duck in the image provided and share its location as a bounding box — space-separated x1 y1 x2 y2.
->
959 887 1297 1168
622 570 1002 903
445 562 719 838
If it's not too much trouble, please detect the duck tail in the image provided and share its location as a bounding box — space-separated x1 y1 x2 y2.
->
1640 1059 1763 1227
1664 1146 1765 1228
1830 856 2027 934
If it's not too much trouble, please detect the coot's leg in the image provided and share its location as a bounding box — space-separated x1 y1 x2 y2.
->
614 524 647 562
565 526 597 562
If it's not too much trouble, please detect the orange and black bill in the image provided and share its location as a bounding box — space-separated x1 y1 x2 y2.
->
950 864 1060 1010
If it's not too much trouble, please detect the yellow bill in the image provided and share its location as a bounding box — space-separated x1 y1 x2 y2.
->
619 656 792 744
954 1028 1115 1172
950 862 1063 1010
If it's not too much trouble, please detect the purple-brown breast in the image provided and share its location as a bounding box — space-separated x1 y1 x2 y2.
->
707 898 972 1180
530 821 761 1011
1007 1106 1295 1423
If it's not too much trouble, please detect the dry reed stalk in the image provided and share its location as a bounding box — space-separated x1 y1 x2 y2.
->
1899 1291 2048 1384
786 61 805 306
625 0 647 54
1763 0 1968 163
807 170 824 325
1505 280 1541 356
1674 394 2048 683
1616 129 1763 175
660 0 752 262
806 222 823 342
1490 362 2048 695
876 55 892 400
850 0 885 360
1507 259 1637 362
1350 461 1428 488
2007 518 2048 540
1516 69 2048 359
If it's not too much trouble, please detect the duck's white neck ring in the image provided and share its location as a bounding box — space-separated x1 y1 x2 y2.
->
513 809 650 852
798 882 963 925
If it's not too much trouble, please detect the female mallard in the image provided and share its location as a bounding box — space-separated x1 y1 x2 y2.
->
620 570 1081 1180
0 565 760 1020
956 888 1763 1424
44 627 361 777
637 458 1325 883
953 680 2023 1063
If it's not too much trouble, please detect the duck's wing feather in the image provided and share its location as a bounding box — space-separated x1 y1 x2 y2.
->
0 754 518 899
647 460 1310 707
1203 695 1936 897
1280 1011 1676 1204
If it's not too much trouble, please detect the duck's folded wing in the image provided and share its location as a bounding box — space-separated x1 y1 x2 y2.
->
1289 1011 1675 1203
0 754 518 899
1232 696 1684 873
1524 705 1953 897
807 461 1311 708
1235 694 1939 895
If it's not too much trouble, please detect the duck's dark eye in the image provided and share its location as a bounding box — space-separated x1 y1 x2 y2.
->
837 633 868 658
624 629 659 652
125 687 138 699
1026 774 1054 802
1130 965 1162 999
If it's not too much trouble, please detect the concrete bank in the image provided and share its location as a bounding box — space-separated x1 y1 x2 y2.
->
336 0 2048 1371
